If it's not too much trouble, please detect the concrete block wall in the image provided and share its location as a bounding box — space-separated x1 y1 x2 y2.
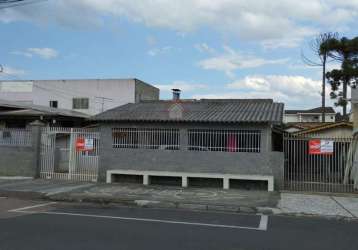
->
0 146 35 177
98 122 284 190
0 122 43 177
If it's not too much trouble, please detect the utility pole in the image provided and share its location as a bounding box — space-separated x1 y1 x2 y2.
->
95 96 114 112
322 54 326 122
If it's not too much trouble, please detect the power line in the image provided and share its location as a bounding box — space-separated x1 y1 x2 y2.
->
95 96 114 112
33 83 115 112
0 76 116 112
0 0 47 10
33 83 114 103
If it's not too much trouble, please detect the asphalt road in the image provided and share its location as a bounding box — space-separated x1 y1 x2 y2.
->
0 198 358 250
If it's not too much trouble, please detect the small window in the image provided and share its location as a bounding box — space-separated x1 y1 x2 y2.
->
72 98 89 109
49 100 58 108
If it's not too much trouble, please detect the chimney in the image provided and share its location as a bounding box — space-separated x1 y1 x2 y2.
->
172 89 181 101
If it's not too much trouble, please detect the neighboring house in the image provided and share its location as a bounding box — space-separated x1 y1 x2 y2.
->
0 79 159 116
92 96 285 190
284 122 326 133
292 122 353 138
353 88 358 131
0 99 89 128
284 107 336 123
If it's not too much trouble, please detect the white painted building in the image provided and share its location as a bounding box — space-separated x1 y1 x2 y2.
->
0 79 159 116
284 107 336 123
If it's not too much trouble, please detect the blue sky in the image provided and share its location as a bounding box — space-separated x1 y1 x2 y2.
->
0 0 357 110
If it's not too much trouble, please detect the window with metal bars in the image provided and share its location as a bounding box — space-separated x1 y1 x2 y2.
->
112 128 180 150
72 98 89 109
187 129 261 153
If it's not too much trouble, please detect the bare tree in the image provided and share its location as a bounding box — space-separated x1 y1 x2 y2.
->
302 32 339 122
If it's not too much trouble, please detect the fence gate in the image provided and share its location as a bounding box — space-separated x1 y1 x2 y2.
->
283 134 357 193
40 127 100 182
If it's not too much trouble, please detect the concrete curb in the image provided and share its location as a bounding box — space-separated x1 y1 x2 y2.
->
3 189 358 220
0 176 34 180
46 193 271 215
2 189 358 220
0 190 46 200
0 189 275 215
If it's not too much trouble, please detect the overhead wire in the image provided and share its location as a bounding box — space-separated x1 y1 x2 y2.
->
0 0 47 10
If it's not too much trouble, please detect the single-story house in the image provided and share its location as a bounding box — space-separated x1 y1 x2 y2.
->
92 96 284 191
292 121 353 138
0 99 89 128
283 122 328 133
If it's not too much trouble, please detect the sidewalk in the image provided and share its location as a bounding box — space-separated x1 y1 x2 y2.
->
1 178 358 218
278 192 358 218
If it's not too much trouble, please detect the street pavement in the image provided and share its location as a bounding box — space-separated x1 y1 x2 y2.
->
0 179 279 213
0 197 358 250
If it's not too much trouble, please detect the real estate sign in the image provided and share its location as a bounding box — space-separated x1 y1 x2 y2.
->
76 137 94 152
309 139 334 155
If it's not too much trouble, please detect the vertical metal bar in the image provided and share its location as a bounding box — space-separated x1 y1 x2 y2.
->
68 128 74 181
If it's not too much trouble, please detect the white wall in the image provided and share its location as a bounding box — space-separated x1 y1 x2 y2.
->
0 79 158 116
284 114 335 123
33 79 136 115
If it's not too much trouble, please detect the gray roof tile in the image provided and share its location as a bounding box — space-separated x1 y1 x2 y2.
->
92 99 284 124
0 99 89 118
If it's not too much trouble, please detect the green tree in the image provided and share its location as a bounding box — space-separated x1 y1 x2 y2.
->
302 32 339 122
324 37 358 117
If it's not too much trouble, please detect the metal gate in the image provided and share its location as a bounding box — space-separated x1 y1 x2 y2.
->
40 127 100 182
283 134 356 193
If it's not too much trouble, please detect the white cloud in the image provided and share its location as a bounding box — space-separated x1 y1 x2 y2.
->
198 46 288 77
194 75 334 109
11 50 33 58
28 48 58 59
155 81 207 92
0 65 26 77
195 43 215 54
146 35 157 46
261 27 317 49
147 46 173 56
1 1 357 48
11 48 59 59
326 62 341 72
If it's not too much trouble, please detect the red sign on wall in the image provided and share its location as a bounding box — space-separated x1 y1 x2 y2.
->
309 140 321 154
309 139 334 155
76 138 85 152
